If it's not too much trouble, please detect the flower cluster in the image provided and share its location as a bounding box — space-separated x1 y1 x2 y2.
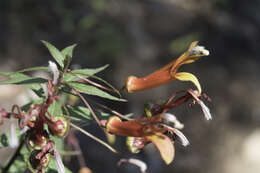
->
0 62 68 173
0 41 211 172
104 41 212 164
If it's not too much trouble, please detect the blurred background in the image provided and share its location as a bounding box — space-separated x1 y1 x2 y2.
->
1 0 260 173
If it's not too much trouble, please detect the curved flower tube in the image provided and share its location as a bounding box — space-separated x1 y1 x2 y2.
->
105 114 187 164
125 41 209 95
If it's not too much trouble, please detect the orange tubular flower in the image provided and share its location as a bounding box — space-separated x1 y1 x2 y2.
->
125 41 209 95
104 114 188 165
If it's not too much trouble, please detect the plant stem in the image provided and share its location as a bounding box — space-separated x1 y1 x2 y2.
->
71 88 102 127
2 141 24 173
70 122 117 153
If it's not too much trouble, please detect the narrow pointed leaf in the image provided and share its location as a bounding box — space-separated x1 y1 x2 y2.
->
62 44 77 69
71 64 109 77
16 66 49 73
0 72 47 85
0 77 47 85
68 82 126 101
89 75 121 97
63 73 78 82
41 40 64 69
66 105 110 121
0 72 47 97
175 72 202 94
61 44 77 59
146 134 175 165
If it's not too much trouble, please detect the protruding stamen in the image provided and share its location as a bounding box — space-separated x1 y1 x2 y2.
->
197 99 212 120
172 128 189 147
189 45 210 56
188 90 212 121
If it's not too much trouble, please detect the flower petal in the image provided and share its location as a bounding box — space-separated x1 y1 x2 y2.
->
175 72 202 94
146 134 174 165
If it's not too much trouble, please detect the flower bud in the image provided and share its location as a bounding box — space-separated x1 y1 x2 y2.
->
27 131 48 150
29 150 50 170
48 116 70 138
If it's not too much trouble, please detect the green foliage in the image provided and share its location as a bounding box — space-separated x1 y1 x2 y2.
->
66 105 110 122
0 72 47 85
61 44 77 60
67 82 126 101
16 66 50 73
48 100 63 117
71 64 109 77
41 40 65 69
63 64 109 82
0 40 125 173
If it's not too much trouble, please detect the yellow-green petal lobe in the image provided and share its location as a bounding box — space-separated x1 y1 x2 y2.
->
146 134 175 165
175 72 202 94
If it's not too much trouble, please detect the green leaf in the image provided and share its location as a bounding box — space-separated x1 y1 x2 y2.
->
63 65 109 82
71 64 109 77
0 72 47 98
66 105 109 122
0 76 47 85
61 44 77 59
63 73 121 97
68 82 126 101
90 75 121 97
41 40 64 69
48 100 63 116
17 66 49 73
63 73 78 82
62 44 77 71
